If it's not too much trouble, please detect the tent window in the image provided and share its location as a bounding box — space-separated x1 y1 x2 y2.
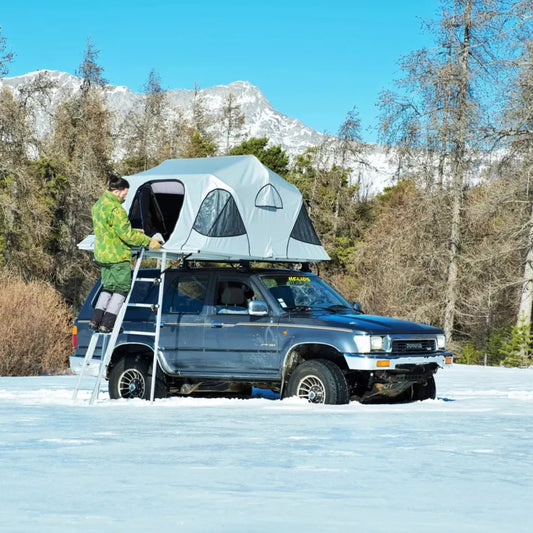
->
129 180 184 241
193 189 246 237
290 204 321 245
255 184 283 209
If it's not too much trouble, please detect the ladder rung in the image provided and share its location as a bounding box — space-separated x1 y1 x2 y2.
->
127 303 156 308
122 330 157 337
136 278 160 283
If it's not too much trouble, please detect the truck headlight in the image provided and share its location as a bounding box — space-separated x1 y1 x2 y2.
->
370 335 390 351
370 335 384 351
353 335 391 353
436 334 446 350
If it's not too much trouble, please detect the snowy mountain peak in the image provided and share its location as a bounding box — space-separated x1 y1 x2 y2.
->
0 70 398 196
1 69 325 154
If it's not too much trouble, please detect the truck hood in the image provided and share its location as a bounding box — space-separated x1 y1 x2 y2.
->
301 310 443 335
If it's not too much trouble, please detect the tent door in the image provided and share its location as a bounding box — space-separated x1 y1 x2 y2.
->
129 180 185 241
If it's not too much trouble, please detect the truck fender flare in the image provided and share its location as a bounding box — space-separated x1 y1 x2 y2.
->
280 341 346 397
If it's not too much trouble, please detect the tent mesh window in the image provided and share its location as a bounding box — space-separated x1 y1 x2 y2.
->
290 204 321 245
255 184 283 209
193 189 246 237
129 180 184 241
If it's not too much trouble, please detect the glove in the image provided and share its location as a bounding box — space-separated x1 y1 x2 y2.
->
149 237 162 250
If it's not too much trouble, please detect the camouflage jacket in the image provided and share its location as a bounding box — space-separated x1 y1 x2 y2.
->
92 191 150 264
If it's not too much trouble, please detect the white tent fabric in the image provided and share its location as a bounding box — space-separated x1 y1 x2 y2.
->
78 155 329 262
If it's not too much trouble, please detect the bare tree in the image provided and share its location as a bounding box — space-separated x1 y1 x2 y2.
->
76 38 107 95
499 38 533 349
332 107 369 232
181 82 217 157
0 88 32 164
0 88 33 267
440 0 474 343
378 0 530 342
16 71 57 109
0 86 59 282
41 42 113 306
191 82 213 138
220 91 245 154
121 68 170 171
14 71 57 158
0 25 13 78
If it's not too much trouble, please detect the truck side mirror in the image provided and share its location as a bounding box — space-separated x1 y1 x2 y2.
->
249 301 268 316
353 301 364 314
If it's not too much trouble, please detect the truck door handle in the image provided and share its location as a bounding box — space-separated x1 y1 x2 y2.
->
211 322 223 328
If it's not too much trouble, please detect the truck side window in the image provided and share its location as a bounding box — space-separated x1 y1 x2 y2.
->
167 275 208 314
215 281 256 314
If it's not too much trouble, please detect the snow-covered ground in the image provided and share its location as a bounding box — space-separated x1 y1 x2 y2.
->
0 365 532 532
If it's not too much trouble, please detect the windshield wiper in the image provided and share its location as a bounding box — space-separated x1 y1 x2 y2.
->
285 305 312 312
316 304 351 313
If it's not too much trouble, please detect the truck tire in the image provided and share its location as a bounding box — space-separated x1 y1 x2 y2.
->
108 354 167 400
411 376 436 401
285 359 350 405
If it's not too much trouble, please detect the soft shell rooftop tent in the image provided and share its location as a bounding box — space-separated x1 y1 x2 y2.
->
78 155 329 263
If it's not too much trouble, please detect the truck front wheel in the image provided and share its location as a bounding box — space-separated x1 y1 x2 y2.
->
285 359 350 405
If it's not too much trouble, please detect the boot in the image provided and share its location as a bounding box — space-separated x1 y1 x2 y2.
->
89 309 104 330
99 312 117 334
90 290 112 330
98 292 126 333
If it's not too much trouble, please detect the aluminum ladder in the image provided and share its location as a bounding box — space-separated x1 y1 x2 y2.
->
72 248 168 404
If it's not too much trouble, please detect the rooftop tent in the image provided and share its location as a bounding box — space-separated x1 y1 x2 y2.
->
78 155 330 263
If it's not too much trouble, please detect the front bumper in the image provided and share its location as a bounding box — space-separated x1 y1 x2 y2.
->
343 351 453 371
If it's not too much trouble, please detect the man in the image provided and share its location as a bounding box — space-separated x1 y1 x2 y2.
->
90 175 162 333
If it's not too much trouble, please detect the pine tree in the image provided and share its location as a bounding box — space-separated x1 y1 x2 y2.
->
182 130 217 158
229 137 289 176
499 317 533 367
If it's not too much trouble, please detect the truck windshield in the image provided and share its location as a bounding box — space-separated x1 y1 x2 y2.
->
260 274 352 311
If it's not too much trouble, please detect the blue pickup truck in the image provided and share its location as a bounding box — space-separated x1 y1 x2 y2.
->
71 265 452 404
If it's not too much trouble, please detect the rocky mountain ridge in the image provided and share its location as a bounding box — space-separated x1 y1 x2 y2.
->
1 69 396 196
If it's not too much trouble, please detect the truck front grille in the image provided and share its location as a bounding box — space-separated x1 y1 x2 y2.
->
392 339 435 353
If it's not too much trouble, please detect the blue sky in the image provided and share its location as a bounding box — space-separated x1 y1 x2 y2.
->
1 0 439 142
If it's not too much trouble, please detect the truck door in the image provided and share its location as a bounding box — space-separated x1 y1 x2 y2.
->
161 272 210 372
203 275 281 378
